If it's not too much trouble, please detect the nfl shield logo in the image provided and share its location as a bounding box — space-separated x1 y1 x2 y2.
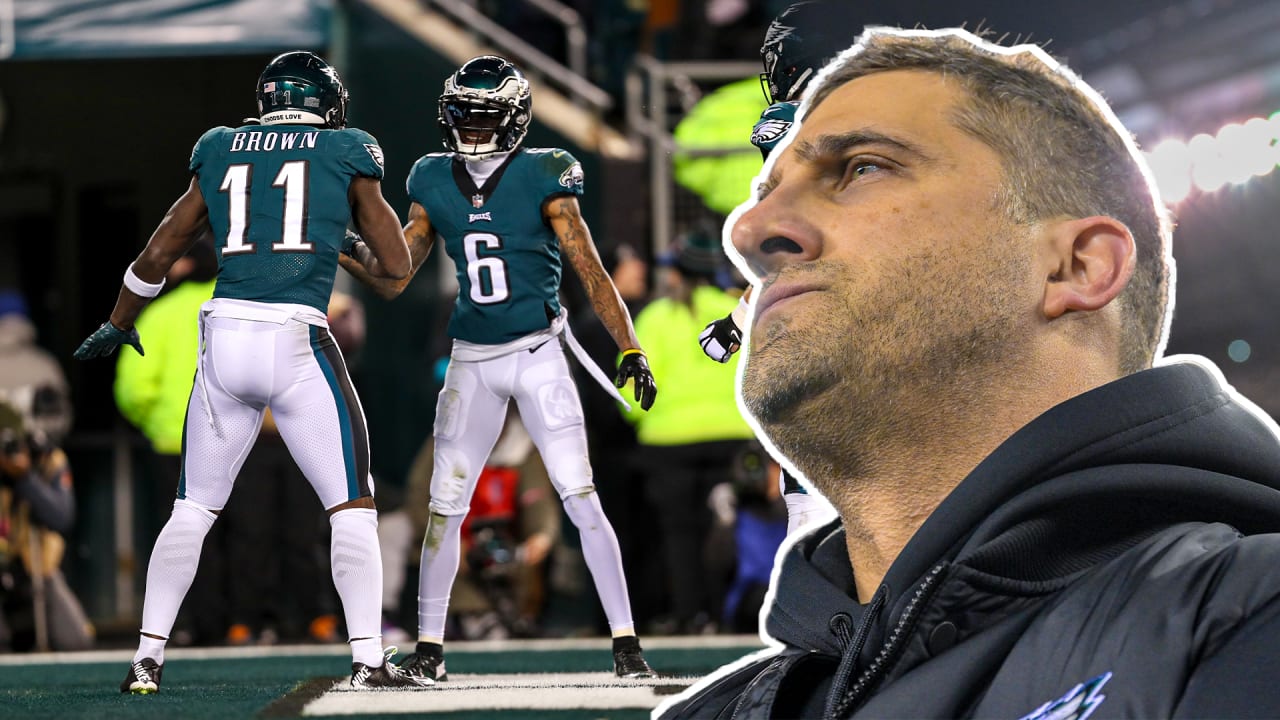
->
472 193 485 208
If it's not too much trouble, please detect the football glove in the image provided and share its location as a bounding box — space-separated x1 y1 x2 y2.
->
699 314 742 363
615 350 657 411
74 321 144 359
342 229 367 259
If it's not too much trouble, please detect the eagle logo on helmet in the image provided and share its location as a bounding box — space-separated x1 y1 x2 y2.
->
438 56 533 160
759 1 861 104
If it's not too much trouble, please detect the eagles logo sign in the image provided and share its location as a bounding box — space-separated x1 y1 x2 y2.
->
751 118 791 148
558 162 584 192
364 143 385 169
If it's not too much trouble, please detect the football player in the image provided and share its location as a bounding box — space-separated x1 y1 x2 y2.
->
339 55 658 680
698 1 854 534
76 51 427 692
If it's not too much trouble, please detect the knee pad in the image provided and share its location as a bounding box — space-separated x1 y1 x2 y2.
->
561 488 604 529
541 437 593 498
428 447 474 516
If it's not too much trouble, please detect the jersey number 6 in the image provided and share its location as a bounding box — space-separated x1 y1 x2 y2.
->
463 232 511 304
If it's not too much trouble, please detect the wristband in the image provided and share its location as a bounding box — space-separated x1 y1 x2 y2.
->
730 295 749 328
621 348 645 358
123 263 166 298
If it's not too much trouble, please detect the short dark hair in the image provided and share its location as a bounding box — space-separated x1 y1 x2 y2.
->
807 28 1173 373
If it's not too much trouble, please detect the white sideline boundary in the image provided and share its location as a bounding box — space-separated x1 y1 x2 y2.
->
309 672 692 715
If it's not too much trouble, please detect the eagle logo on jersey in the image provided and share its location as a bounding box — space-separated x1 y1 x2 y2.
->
752 118 791 147
558 162 584 191
364 143 384 168
469 212 492 223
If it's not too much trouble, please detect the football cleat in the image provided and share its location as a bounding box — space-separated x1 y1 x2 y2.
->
613 646 656 679
349 660 434 689
120 658 163 694
398 652 448 682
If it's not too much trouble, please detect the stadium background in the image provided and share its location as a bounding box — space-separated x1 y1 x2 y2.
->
3 0 1280 716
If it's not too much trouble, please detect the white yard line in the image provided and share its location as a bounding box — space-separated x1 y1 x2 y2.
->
307 672 694 715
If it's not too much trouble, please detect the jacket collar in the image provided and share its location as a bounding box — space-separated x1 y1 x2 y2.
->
767 357 1280 650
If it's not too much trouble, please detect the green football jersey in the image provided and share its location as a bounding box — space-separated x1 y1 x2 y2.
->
406 147 586 345
190 124 386 312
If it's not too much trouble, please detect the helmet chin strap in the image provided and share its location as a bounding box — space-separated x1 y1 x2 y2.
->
784 67 815 102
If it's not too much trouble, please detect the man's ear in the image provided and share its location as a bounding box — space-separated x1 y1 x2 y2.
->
1042 216 1136 319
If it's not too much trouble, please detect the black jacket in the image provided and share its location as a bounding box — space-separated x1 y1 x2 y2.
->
660 360 1280 719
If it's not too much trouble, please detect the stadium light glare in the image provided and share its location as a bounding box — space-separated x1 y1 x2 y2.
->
1188 132 1229 193
1228 339 1252 363
1143 112 1280 205
1147 139 1192 204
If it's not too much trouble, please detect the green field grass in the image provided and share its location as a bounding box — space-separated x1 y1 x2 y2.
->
0 636 767 719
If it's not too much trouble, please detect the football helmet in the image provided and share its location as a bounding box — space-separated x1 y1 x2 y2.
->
438 56 532 159
760 1 861 104
256 51 348 129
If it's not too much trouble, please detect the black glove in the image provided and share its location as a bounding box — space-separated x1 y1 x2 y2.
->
615 351 657 411
699 314 742 363
342 229 365 258
74 321 144 359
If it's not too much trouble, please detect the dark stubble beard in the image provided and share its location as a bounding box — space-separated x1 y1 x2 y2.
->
741 241 1029 495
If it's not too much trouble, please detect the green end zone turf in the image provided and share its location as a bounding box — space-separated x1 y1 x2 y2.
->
0 638 766 719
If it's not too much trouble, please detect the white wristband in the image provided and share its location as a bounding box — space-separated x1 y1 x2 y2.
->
123 263 166 298
730 294 749 328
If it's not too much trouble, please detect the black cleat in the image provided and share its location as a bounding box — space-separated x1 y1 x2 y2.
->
614 645 656 678
349 660 434 689
398 652 448 682
120 658 163 694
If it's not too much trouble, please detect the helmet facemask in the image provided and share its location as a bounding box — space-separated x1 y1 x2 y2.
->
438 56 532 160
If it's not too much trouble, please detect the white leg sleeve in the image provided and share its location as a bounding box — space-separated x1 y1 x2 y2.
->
417 512 465 642
562 490 635 635
139 499 218 645
329 508 383 646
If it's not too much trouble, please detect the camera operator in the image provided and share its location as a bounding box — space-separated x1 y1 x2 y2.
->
0 399 93 652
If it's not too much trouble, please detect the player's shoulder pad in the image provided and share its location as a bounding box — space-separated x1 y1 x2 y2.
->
405 152 450 197
407 152 452 177
190 126 235 170
334 127 385 172
527 147 584 194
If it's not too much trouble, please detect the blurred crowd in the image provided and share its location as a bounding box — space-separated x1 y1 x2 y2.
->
475 0 791 113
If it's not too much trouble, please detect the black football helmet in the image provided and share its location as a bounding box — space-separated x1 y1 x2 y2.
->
760 1 862 104
438 56 532 159
256 51 348 129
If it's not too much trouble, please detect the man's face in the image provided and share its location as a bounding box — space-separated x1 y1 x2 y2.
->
447 102 504 147
731 70 1039 476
